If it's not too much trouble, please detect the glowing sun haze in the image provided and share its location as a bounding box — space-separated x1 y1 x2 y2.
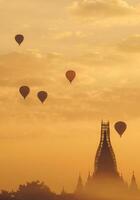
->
0 0 140 193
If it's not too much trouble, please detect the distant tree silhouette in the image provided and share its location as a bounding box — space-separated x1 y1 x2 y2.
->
0 190 15 200
15 181 57 200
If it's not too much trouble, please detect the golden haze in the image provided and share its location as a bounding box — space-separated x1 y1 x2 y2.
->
0 0 140 193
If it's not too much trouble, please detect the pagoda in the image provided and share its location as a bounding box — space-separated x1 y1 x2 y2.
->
75 121 133 199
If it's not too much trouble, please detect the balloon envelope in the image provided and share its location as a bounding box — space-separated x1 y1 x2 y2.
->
37 91 48 103
114 121 127 137
19 86 30 99
15 34 24 45
66 70 76 83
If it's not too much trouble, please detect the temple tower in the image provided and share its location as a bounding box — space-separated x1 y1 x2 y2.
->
93 121 119 178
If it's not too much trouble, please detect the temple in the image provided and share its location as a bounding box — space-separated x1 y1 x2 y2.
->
74 121 139 199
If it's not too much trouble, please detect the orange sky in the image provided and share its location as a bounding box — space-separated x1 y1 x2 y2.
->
0 0 140 194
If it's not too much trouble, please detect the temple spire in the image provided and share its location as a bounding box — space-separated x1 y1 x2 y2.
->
86 171 91 187
75 174 83 193
61 187 66 195
130 171 138 191
94 121 118 177
87 171 91 181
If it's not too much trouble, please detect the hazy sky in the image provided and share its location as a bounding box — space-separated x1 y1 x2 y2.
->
0 0 140 193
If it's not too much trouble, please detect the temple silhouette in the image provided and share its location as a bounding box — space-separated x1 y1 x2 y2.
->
64 121 140 200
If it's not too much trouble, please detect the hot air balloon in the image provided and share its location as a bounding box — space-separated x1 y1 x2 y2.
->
19 86 30 99
37 91 48 103
66 70 76 83
114 121 127 137
15 34 24 45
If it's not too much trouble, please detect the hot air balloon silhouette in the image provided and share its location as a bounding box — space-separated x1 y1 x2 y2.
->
114 121 127 137
66 70 76 83
19 86 30 99
37 91 48 103
15 34 24 45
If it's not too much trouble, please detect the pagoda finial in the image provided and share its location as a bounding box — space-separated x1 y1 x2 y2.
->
132 171 135 180
87 171 91 180
75 173 83 193
120 172 124 182
130 171 138 191
61 186 66 195
78 173 83 185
